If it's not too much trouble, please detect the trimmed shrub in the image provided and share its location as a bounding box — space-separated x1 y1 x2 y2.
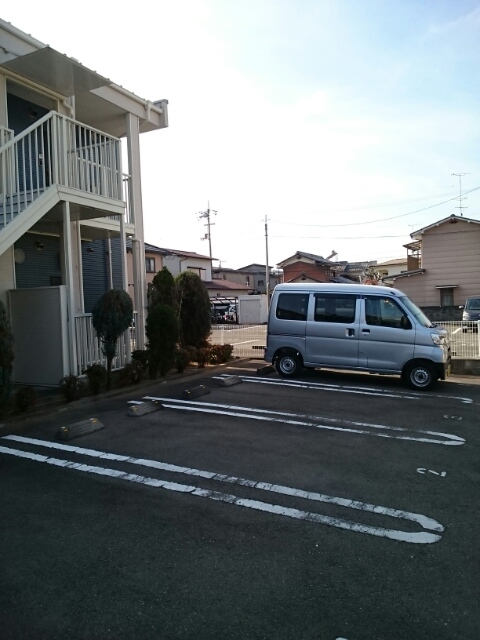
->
83 364 107 395
60 375 84 402
149 267 176 308
146 303 179 377
209 344 234 364
14 386 38 413
175 272 211 348
131 349 150 372
92 289 133 390
118 360 144 387
195 347 211 368
175 347 191 373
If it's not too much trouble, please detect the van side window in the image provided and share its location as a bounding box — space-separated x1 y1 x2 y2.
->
276 294 308 321
314 295 356 323
365 297 407 329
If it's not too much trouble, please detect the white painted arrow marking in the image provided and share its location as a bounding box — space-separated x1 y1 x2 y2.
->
417 468 447 477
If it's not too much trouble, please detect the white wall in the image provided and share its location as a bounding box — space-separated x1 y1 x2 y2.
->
163 255 212 280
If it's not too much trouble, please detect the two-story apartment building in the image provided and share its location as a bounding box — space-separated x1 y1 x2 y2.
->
0 19 168 385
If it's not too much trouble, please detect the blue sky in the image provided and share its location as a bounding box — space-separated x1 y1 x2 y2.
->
4 1 480 268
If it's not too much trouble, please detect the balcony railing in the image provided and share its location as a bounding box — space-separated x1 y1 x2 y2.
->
74 312 137 376
1 111 123 230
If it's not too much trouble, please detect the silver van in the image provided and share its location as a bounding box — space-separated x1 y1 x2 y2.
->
265 283 450 390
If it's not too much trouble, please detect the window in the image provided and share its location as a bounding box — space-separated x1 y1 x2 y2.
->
276 293 308 321
365 296 407 329
145 258 155 273
314 295 356 323
440 288 454 307
258 279 264 286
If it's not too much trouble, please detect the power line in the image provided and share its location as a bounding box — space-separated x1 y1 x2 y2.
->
272 186 480 228
283 190 458 217
271 234 406 240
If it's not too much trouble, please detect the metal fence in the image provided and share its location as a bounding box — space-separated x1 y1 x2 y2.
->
210 321 480 360
437 321 480 359
210 325 267 358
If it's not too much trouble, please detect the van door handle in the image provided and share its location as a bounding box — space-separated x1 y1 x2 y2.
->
346 328 355 337
362 329 370 334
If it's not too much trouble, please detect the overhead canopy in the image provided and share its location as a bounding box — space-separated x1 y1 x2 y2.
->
0 46 111 96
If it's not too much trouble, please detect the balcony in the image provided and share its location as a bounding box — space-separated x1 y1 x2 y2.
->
0 111 128 252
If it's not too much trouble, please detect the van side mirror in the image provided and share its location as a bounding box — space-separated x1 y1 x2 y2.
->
401 316 412 330
459 305 464 310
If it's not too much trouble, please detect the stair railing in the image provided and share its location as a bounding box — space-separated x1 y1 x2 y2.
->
1 112 123 230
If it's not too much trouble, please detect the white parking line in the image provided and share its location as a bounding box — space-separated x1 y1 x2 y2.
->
218 374 473 404
1 436 444 544
141 397 465 446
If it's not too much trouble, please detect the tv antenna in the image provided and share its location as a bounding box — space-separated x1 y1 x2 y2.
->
197 201 217 257
452 173 470 216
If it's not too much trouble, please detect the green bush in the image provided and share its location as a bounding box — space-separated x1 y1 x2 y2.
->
83 363 107 395
146 303 179 377
60 375 84 402
209 344 234 364
118 360 144 387
149 267 176 308
14 387 38 413
174 347 191 373
195 347 211 368
131 349 150 372
92 289 133 390
175 272 211 348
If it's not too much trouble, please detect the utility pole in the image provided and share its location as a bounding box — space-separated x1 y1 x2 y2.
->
197 201 217 257
265 215 270 311
452 173 470 217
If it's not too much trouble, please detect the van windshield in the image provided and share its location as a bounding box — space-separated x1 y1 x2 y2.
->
466 297 480 310
399 296 434 328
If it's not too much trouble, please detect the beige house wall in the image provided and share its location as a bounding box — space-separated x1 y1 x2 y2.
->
394 220 480 307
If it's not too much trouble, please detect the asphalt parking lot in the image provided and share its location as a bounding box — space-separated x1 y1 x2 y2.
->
1 361 479 640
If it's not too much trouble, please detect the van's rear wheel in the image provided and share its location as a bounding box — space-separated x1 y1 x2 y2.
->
404 361 437 390
275 351 302 378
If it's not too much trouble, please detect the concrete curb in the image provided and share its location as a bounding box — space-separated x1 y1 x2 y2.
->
0 357 251 435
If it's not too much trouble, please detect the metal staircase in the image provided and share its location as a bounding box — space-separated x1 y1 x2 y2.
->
0 112 123 256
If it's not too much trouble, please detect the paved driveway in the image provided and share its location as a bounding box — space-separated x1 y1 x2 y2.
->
1 362 478 640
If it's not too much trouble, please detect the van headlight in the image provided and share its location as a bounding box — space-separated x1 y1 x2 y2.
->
431 333 445 345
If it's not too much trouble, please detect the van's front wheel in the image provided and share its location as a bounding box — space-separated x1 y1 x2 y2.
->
404 361 437 391
275 351 302 378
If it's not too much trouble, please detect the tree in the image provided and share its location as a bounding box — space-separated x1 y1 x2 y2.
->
146 303 178 377
149 266 176 308
175 271 211 348
92 289 133 390
363 265 381 285
0 300 14 412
